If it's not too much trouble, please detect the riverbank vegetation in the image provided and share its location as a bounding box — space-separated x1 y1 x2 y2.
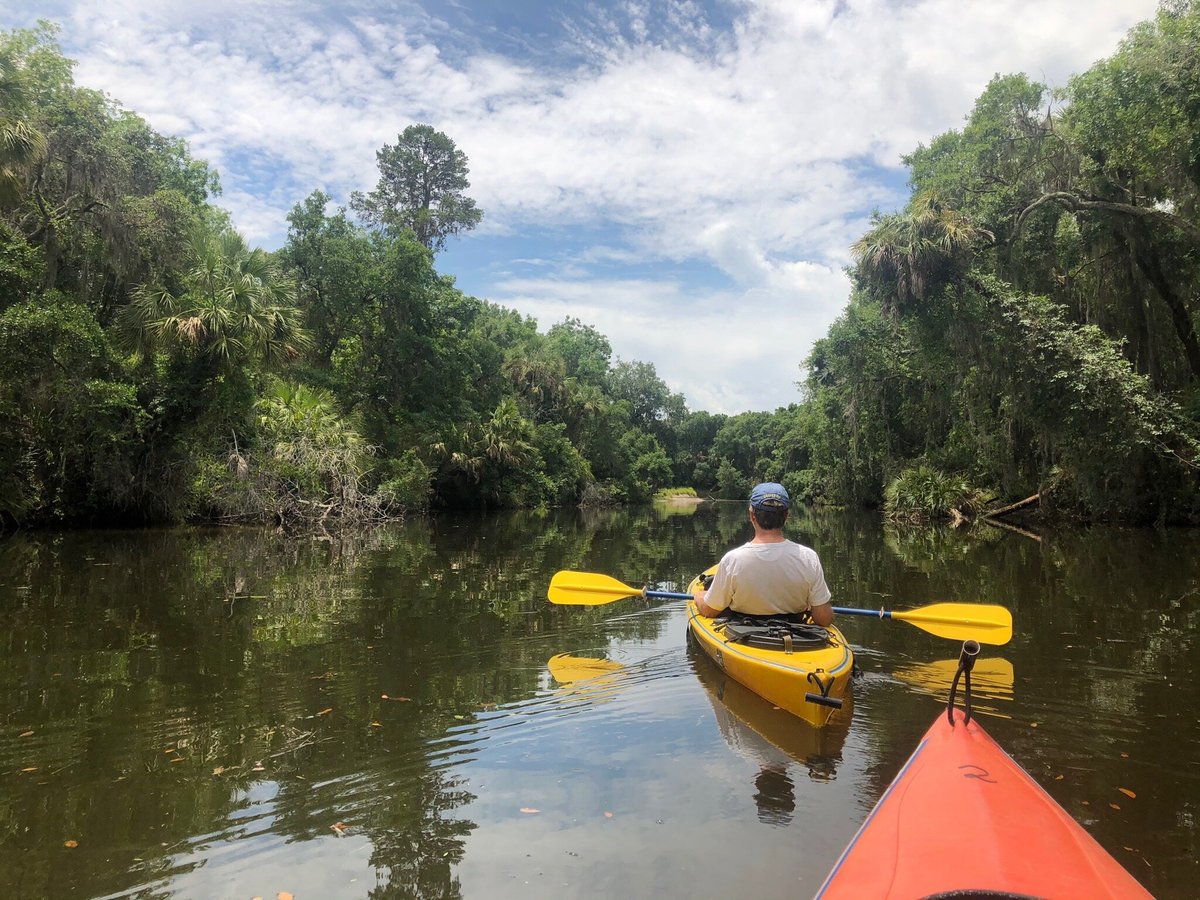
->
2 4 1199 528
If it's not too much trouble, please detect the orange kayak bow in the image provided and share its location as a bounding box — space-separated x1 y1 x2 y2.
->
816 643 1152 899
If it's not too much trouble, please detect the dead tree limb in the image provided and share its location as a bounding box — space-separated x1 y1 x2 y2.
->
986 493 1040 519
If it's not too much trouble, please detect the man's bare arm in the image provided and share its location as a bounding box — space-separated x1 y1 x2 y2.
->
692 589 721 618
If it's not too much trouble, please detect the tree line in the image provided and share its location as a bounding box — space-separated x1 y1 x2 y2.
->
2 3 1199 528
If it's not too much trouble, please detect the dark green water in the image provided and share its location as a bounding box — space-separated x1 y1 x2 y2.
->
0 504 1196 898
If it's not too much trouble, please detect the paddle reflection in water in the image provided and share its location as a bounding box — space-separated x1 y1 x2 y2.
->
690 645 850 825
546 653 627 703
892 655 1015 719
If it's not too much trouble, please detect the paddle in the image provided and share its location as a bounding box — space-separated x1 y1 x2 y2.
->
831 604 1012 646
547 570 1013 645
547 570 692 605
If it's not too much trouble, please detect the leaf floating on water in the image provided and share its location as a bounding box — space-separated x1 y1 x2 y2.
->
63 840 78 848
520 807 540 814
19 730 33 738
317 707 333 716
1118 788 1136 799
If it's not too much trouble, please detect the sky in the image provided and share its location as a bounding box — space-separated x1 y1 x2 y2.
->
4 0 1160 413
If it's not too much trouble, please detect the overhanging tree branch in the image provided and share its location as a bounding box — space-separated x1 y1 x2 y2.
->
1011 191 1200 246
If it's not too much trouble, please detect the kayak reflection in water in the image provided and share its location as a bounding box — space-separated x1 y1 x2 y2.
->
692 645 849 825
691 482 834 627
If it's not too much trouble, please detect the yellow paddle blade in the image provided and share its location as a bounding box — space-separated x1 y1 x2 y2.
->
547 570 643 605
891 603 1013 646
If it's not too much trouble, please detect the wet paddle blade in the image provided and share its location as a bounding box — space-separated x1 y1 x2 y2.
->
891 603 1013 645
547 570 642 605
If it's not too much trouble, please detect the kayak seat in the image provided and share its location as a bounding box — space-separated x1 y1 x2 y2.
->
714 611 831 651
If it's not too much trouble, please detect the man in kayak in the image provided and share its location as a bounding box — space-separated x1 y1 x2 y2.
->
691 482 834 626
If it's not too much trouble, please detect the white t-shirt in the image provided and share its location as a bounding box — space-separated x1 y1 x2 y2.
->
704 539 832 616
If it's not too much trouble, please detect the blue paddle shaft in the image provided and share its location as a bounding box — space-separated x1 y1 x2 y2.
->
832 607 892 619
646 589 695 601
654 591 888 618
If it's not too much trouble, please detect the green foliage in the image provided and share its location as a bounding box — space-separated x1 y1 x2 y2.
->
281 191 374 365
6 9 1200 527
376 450 434 512
797 8 1200 523
117 227 310 370
607 358 687 443
715 458 750 500
191 379 391 525
0 294 147 522
854 191 988 315
0 219 42 305
350 124 483 252
654 486 697 499
883 465 985 521
546 317 612 387
616 428 672 503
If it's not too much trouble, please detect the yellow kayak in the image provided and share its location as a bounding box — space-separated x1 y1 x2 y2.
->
686 566 854 727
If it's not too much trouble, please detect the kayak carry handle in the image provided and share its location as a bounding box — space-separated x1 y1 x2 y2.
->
947 640 980 727
806 669 842 709
805 692 844 709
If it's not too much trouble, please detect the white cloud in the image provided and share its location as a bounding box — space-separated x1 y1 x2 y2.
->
491 260 850 413
4 0 1159 411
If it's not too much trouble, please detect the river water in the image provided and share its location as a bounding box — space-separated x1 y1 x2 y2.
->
0 504 1195 898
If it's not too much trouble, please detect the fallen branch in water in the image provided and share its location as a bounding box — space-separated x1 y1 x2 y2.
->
985 493 1040 519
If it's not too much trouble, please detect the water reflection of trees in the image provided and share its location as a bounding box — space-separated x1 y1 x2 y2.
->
1 511 1195 897
0 506 716 897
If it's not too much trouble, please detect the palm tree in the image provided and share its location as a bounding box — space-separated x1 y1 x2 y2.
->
118 228 311 368
853 191 991 317
0 45 48 206
444 398 535 483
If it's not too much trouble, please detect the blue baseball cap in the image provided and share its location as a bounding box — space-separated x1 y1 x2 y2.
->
749 482 790 509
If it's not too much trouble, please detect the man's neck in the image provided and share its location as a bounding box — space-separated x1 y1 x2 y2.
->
750 528 787 544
